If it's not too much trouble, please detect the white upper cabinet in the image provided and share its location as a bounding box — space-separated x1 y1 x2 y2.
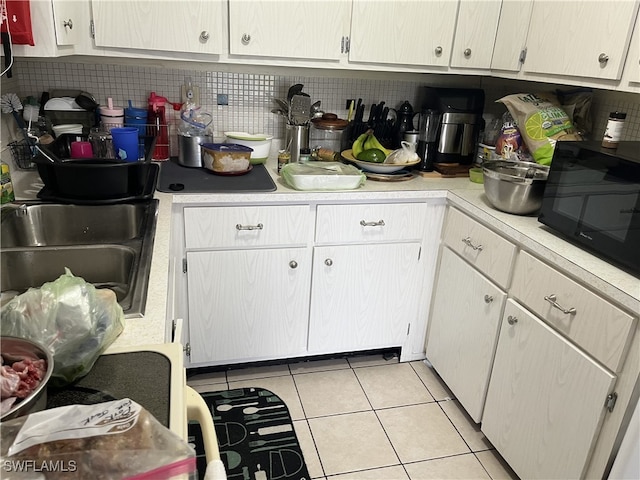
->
91 0 224 54
450 0 502 69
228 0 350 60
523 0 639 80
7 0 90 57
490 0 533 71
51 0 83 46
348 0 458 67
620 9 640 90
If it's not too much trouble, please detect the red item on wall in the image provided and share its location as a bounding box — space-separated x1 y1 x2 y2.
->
1 0 35 46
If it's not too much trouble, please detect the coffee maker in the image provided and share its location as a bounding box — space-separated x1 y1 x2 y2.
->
416 87 485 166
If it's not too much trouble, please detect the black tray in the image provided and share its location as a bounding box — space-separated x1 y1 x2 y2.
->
37 162 159 204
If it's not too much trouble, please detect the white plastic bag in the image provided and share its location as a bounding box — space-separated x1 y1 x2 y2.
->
1 269 124 386
384 141 419 164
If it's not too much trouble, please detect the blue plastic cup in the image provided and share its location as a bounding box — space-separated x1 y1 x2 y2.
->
111 127 140 162
125 107 148 137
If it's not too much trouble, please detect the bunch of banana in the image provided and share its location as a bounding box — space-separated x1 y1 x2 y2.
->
351 129 392 159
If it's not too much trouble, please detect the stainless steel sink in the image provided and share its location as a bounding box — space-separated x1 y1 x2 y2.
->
1 201 158 317
1 203 148 247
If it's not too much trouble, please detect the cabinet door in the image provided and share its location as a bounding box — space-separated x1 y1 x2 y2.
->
186 248 311 364
426 247 506 422
51 0 83 45
524 0 638 80
348 0 458 67
620 10 640 89
308 243 421 354
482 300 616 480
450 0 502 69
92 0 224 54
228 0 350 60
490 0 534 71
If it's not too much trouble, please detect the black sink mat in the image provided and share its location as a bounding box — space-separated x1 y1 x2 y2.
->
46 350 171 427
157 158 277 193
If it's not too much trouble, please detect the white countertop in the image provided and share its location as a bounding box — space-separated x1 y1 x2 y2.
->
10 157 639 351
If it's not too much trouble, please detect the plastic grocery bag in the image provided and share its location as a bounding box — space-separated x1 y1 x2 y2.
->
1 268 124 386
1 398 196 479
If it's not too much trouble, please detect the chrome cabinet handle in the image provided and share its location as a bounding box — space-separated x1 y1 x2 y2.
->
289 260 298 269
435 46 443 56
507 315 518 325
324 259 333 266
484 295 494 304
464 48 472 57
598 53 609 65
63 19 73 29
200 31 210 42
241 33 251 45
360 219 385 227
544 294 577 315
461 237 483 251
236 223 263 231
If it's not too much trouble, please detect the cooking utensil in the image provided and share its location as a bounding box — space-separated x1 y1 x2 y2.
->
482 160 549 215
290 94 311 125
251 424 294 436
287 84 304 102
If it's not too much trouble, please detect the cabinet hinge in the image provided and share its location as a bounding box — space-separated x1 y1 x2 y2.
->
184 342 191 358
182 258 188 273
345 36 350 54
606 392 617 412
90 19 95 39
519 47 527 64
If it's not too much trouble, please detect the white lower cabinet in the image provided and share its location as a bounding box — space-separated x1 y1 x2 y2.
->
186 247 311 364
182 200 435 366
308 242 422 354
482 299 617 480
426 247 506 422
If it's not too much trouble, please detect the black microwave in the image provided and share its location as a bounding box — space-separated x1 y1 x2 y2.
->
538 141 640 275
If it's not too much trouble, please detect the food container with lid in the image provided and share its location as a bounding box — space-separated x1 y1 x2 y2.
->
201 143 253 174
310 113 348 153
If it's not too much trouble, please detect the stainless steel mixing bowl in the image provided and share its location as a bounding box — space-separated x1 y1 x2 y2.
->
482 160 550 215
1 336 54 421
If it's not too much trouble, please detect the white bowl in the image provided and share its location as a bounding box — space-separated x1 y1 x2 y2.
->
52 124 83 137
224 132 273 164
341 149 420 173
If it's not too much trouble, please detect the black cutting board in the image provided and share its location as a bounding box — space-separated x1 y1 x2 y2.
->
157 158 277 193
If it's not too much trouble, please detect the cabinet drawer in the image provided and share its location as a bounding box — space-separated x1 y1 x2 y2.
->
315 203 427 244
184 205 310 249
442 207 516 288
511 251 636 372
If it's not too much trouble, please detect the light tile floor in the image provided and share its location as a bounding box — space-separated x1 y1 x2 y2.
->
187 354 520 480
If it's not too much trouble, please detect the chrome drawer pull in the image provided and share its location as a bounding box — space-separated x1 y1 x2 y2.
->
544 294 577 315
484 295 494 304
236 223 263 231
461 237 483 251
360 219 385 227
507 315 518 325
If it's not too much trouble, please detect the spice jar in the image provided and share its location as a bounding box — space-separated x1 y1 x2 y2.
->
602 111 626 149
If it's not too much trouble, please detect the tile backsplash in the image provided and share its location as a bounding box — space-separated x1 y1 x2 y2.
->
5 59 640 153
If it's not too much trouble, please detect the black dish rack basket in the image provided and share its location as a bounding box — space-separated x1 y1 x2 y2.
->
34 134 157 201
9 139 37 170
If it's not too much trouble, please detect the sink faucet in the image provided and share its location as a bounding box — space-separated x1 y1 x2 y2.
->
1 203 27 220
